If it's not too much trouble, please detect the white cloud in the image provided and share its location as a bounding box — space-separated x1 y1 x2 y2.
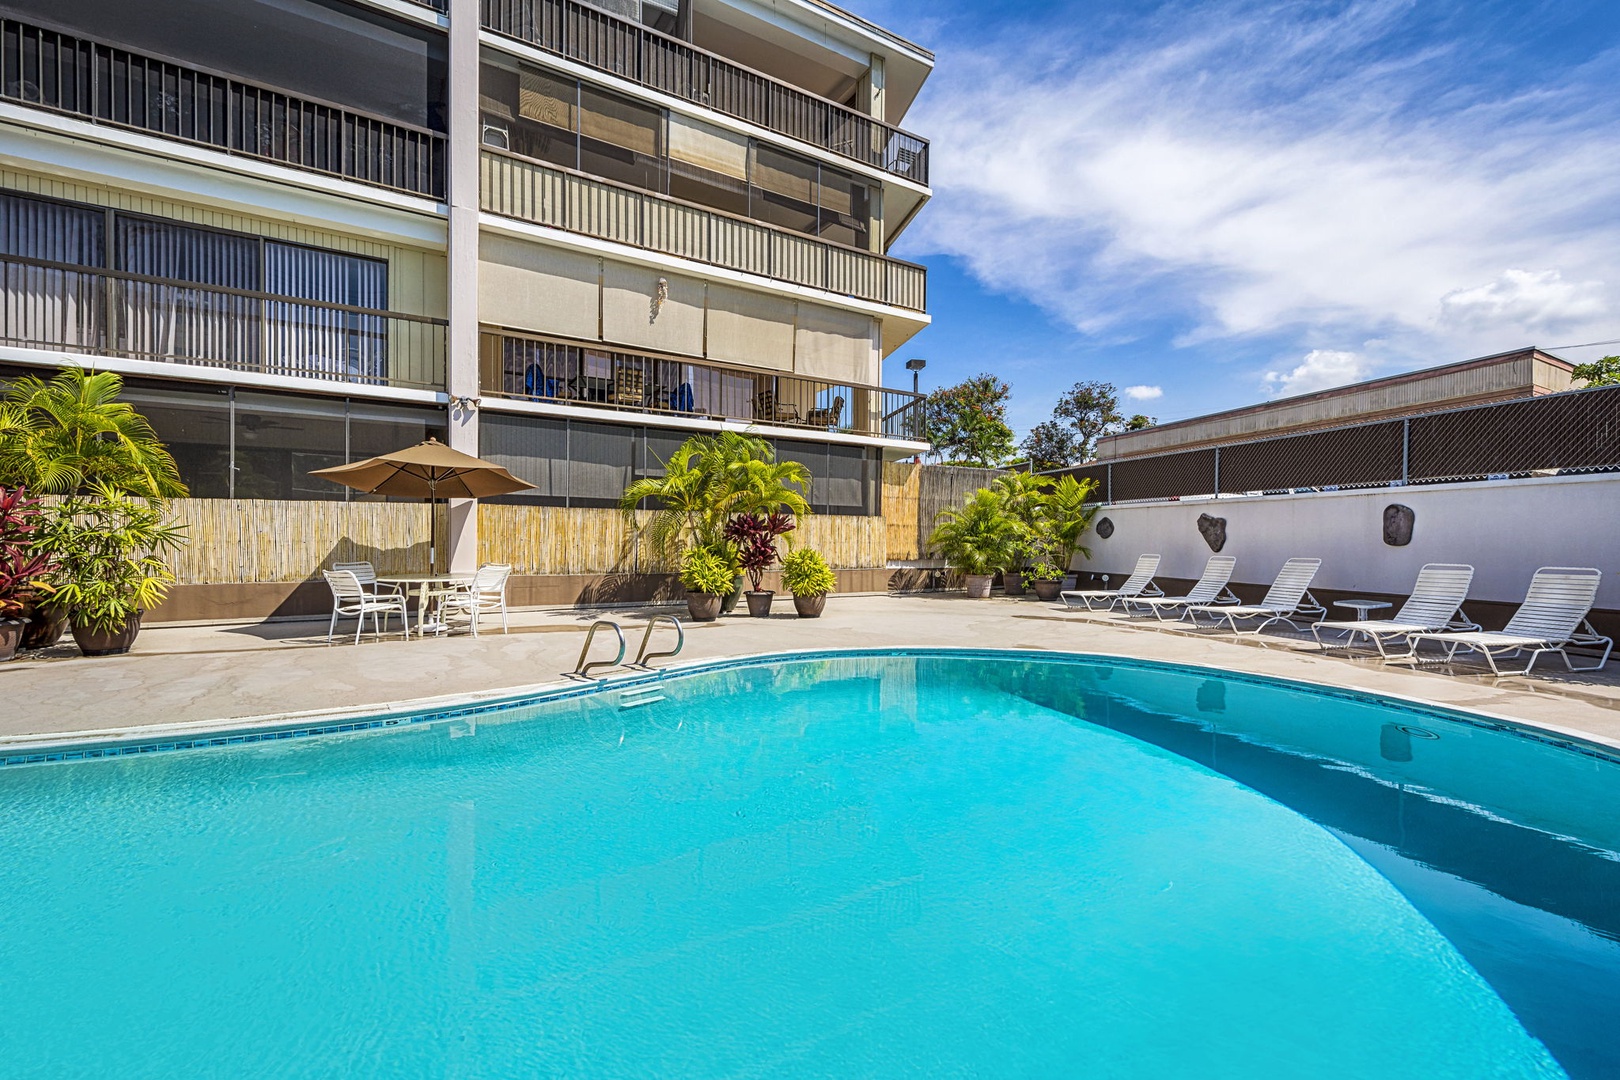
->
899 1 1620 379
1438 269 1608 332
1123 384 1163 400
1263 350 1375 397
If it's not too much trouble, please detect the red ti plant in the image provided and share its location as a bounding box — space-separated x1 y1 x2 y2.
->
0 486 54 619
723 511 796 593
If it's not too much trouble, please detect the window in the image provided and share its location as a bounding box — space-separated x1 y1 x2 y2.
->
480 413 570 506
0 192 106 352
667 114 748 217
264 243 388 383
752 146 818 235
233 391 348 500
817 167 871 250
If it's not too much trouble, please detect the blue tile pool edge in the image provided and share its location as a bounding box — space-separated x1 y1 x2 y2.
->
5 647 1619 769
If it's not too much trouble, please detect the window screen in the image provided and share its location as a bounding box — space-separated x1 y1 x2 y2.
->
578 86 663 191
118 381 232 499
0 192 106 352
479 412 569 506
568 420 637 508
233 391 346 500
263 243 389 383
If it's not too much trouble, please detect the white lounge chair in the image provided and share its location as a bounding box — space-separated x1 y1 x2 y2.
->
323 569 409 644
440 563 513 636
1310 563 1478 661
1403 567 1613 676
1188 557 1324 636
1119 555 1240 620
1060 554 1163 610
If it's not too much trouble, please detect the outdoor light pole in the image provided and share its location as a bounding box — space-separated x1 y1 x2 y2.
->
905 357 927 394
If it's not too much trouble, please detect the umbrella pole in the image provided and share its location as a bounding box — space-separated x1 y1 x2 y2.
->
428 477 438 574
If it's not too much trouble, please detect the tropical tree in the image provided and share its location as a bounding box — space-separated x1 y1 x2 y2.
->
1571 355 1620 387
923 374 1016 467
619 431 810 565
1020 380 1156 469
1038 474 1100 570
0 367 187 499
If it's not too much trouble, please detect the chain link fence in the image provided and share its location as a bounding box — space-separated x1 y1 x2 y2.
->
1053 384 1620 503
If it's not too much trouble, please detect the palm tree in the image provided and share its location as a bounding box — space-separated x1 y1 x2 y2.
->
1040 474 1100 569
619 431 811 565
0 367 187 499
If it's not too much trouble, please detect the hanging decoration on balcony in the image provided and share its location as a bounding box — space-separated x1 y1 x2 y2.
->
650 277 669 322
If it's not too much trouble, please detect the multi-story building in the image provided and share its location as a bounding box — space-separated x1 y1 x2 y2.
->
0 0 932 618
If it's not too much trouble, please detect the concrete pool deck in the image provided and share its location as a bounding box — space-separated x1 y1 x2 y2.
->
5 593 1620 751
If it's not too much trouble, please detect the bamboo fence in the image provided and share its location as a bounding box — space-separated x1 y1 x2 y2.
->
159 499 888 583
881 463 1008 560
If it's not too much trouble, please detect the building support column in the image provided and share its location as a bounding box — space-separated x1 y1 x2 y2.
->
447 0 481 573
860 54 887 253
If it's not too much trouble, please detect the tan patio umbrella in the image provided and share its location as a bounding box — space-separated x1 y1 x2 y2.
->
308 438 532 572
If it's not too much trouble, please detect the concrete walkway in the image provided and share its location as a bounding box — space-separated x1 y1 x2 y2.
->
6 593 1619 750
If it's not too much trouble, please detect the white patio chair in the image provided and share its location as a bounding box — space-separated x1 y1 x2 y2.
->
1119 555 1240 620
1402 567 1612 677
332 561 404 597
1188 557 1324 637
440 563 513 637
323 569 409 645
1310 563 1478 661
1060 554 1163 610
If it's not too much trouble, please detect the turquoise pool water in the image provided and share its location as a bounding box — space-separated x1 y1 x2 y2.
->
2 651 1616 1078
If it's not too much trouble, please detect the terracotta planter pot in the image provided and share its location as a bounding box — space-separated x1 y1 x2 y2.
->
719 575 744 615
686 591 722 622
1032 579 1064 601
745 590 775 618
1004 571 1027 596
71 612 143 656
792 593 826 618
20 599 70 650
0 617 28 662
964 574 994 599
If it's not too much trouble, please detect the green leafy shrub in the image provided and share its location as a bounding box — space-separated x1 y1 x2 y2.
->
679 546 735 596
1029 560 1066 582
781 548 836 597
31 483 187 630
928 487 1023 576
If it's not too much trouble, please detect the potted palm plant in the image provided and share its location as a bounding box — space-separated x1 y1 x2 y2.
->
929 487 1023 599
33 483 187 656
724 511 795 617
679 546 735 622
994 472 1047 596
620 431 812 612
781 547 836 617
0 486 52 661
1 365 189 648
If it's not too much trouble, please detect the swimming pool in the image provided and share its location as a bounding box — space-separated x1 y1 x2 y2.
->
2 650 1615 1078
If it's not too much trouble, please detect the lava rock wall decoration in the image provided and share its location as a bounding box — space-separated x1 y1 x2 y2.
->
1095 517 1115 539
1383 504 1415 547
1197 514 1227 552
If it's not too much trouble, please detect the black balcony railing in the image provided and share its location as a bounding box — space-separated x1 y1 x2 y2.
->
480 0 929 187
0 18 446 199
0 253 447 390
481 330 924 440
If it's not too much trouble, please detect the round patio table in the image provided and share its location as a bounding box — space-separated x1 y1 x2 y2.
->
375 573 474 638
1331 598 1393 639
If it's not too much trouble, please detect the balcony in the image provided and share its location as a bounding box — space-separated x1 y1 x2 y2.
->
0 18 446 199
482 150 927 311
480 330 925 441
480 0 929 187
0 254 448 391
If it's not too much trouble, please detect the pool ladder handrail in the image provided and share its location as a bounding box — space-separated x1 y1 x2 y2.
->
631 615 684 669
571 620 626 679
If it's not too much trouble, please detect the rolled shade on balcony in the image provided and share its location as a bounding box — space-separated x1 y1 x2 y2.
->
668 115 748 181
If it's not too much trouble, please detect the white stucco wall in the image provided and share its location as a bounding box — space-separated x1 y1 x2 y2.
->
1077 473 1620 609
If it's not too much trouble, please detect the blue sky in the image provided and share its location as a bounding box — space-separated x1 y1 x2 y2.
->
867 0 1620 438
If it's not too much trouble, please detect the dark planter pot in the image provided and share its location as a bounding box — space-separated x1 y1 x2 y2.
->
0 617 28 662
20 599 70 650
1004 571 1027 596
686 591 722 622
719 575 745 615
1032 579 1064 601
745 590 775 618
792 593 826 618
71 612 143 657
